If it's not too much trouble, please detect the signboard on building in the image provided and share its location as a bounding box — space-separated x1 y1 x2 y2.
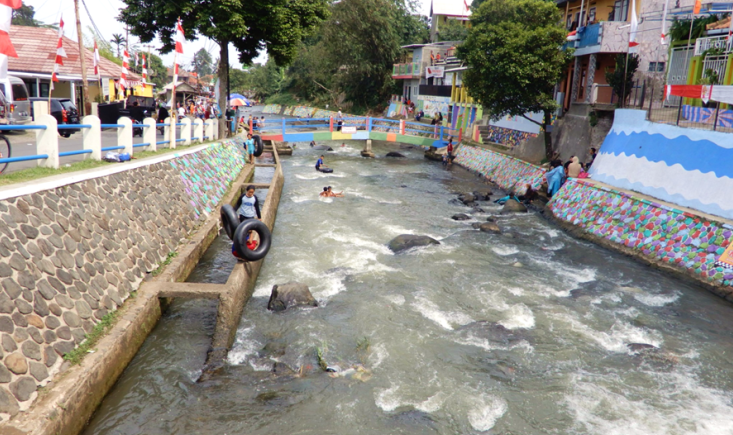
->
426 66 445 79
342 126 357 134
102 79 109 98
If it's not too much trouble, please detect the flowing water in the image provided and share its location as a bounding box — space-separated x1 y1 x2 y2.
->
83 140 733 435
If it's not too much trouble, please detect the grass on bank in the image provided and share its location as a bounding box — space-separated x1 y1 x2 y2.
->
0 140 213 187
63 311 120 365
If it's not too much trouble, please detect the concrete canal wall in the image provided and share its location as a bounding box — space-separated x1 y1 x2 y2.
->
0 138 248 426
452 144 733 297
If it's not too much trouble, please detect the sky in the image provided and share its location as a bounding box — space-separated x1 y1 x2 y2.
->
20 0 434 69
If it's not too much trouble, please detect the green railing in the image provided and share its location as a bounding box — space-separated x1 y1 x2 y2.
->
392 62 420 77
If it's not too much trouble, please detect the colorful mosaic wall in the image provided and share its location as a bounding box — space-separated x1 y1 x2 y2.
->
550 179 733 287
171 138 247 219
454 145 546 194
482 125 539 148
291 106 316 118
262 105 282 114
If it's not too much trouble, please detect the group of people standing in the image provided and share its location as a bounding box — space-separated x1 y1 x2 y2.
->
177 100 219 121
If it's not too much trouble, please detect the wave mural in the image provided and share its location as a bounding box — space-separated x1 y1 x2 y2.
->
590 109 733 220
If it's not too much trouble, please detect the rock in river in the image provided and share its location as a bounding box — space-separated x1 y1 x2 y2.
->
452 213 471 221
501 199 527 213
313 145 333 151
388 235 440 253
386 152 406 158
472 222 500 233
267 282 318 312
472 190 493 201
458 193 475 205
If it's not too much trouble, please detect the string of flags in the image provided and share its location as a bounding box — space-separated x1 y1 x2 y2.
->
0 0 21 80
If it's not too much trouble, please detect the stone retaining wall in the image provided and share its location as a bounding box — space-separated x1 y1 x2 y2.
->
0 138 247 419
453 145 546 194
549 179 733 295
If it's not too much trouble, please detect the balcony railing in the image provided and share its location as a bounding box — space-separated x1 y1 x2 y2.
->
694 35 733 56
392 62 420 78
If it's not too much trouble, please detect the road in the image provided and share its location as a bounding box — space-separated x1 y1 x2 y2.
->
3 126 185 173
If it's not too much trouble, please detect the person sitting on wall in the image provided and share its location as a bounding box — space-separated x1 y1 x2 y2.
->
546 160 566 197
567 156 582 178
587 147 598 168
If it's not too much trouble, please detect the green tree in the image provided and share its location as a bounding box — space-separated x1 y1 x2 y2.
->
191 48 213 78
110 34 126 59
12 5 41 26
605 53 639 107
119 0 330 135
457 0 571 161
229 68 250 94
437 19 469 41
146 53 168 90
321 0 402 109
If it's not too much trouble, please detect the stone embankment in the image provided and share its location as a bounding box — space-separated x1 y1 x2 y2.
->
451 143 733 298
0 138 248 421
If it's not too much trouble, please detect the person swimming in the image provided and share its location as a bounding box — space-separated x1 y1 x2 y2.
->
319 186 343 197
310 141 316 147
316 155 328 171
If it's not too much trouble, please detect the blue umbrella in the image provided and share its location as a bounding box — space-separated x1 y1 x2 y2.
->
229 93 246 100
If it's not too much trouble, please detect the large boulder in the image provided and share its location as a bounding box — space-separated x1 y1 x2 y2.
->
267 282 318 312
452 213 471 221
458 193 475 205
501 199 528 213
472 190 493 201
472 222 501 233
385 152 406 158
388 235 440 253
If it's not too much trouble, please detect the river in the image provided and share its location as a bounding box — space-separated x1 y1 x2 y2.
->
82 138 733 435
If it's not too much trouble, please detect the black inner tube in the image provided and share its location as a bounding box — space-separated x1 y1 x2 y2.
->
220 204 239 240
232 219 272 262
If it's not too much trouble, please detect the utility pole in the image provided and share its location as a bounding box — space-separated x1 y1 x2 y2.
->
74 0 91 116
125 24 129 52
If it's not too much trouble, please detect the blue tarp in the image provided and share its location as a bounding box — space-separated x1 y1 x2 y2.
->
432 140 448 148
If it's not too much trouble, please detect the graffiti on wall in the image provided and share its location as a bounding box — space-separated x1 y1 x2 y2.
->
262 104 282 114
454 145 546 193
550 179 733 287
591 109 733 220
483 125 538 148
682 105 733 128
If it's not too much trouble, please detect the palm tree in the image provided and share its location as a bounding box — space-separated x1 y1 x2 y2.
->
110 34 126 58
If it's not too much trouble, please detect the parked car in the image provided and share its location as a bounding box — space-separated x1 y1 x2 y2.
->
29 97 80 138
0 76 31 125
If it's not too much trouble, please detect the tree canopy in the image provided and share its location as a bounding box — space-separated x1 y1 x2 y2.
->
191 48 213 78
457 0 571 160
119 0 330 133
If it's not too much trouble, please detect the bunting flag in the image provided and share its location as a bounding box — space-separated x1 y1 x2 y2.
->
141 53 147 83
93 40 100 79
51 17 66 91
693 0 701 15
660 0 670 44
120 49 129 94
628 0 639 52
175 18 185 55
0 0 20 80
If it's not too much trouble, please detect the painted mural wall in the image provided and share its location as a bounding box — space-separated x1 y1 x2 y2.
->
550 179 733 289
590 109 733 221
454 145 546 193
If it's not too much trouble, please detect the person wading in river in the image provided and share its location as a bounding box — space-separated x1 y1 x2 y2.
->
245 134 256 164
316 155 329 171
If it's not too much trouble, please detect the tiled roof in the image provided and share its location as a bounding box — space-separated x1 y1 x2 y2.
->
7 25 140 80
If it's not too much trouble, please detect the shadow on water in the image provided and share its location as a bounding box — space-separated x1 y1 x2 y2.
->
83 137 733 435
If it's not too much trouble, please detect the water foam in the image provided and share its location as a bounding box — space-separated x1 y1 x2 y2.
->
554 314 663 353
491 245 520 256
499 304 535 329
411 296 473 330
467 394 508 431
633 292 680 307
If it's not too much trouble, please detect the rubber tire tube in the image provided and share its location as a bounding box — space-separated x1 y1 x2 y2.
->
318 167 333 173
253 134 264 157
232 219 272 262
220 204 239 240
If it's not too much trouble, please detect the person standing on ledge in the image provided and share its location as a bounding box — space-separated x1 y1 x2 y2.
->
446 138 454 167
245 133 256 164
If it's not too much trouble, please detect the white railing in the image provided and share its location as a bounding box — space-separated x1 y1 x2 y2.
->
694 35 733 56
16 101 221 170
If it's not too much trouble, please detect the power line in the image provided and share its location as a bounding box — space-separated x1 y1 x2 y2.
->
81 0 106 42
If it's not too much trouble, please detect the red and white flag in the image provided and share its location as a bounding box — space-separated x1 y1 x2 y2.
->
141 53 147 83
628 0 639 52
0 0 21 80
464 0 470 14
93 40 100 79
120 49 129 94
660 0 670 44
172 18 184 107
175 18 185 55
51 17 66 91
